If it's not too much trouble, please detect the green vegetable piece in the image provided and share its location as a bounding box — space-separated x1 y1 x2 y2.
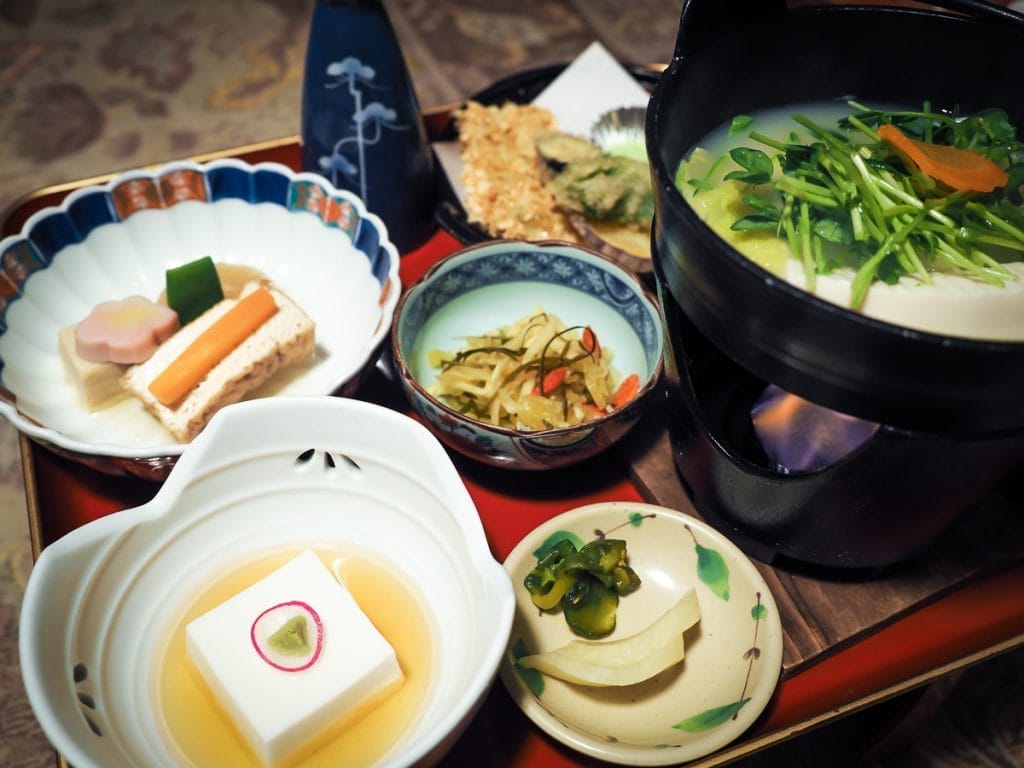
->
532 530 584 560
724 147 773 186
673 698 751 732
268 615 311 657
696 543 730 601
529 568 577 611
524 534 641 635
612 564 642 596
562 572 619 638
732 212 781 232
684 153 729 196
813 217 852 245
729 115 754 135
547 154 654 225
166 255 224 325
731 195 782 232
535 131 602 173
524 538 580 610
578 539 627 575
1004 162 1024 196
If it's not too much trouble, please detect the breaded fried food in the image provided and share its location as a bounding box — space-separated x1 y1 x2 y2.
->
456 101 579 242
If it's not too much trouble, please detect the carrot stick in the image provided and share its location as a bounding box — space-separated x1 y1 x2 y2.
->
611 373 640 409
877 124 1009 193
533 366 567 396
148 287 278 406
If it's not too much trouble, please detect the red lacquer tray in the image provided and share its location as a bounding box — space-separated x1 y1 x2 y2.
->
8 137 1024 768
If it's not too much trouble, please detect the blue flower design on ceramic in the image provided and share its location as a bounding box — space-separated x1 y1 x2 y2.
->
318 56 410 203
401 244 661 373
300 0 434 251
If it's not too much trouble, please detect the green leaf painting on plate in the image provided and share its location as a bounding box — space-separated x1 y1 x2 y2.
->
628 510 649 527
673 698 751 733
595 509 657 538
511 636 544 697
685 524 730 601
696 544 730 601
743 591 768 668
672 590 772 735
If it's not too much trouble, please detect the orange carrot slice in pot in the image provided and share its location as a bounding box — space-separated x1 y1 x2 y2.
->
877 123 1009 193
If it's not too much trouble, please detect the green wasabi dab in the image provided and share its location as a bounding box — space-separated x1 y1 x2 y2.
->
268 615 311 657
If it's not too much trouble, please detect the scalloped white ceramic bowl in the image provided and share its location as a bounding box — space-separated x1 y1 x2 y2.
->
0 159 400 479
19 396 514 768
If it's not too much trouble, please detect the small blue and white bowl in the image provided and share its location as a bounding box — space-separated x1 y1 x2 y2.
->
391 240 663 470
0 159 400 479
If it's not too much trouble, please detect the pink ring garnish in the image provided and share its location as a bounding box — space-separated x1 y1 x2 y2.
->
250 600 324 672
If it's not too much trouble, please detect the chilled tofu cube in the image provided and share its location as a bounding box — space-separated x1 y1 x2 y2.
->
186 550 403 766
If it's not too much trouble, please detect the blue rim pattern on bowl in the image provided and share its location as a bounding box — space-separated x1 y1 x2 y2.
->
0 159 397 340
398 242 662 373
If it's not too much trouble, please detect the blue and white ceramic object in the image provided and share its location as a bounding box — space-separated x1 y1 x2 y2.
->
20 397 514 768
301 0 435 252
391 240 664 470
0 159 400 479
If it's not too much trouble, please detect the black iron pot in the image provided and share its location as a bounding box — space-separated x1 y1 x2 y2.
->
646 0 1024 568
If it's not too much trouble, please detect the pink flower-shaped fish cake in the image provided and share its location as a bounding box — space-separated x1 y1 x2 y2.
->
75 296 181 364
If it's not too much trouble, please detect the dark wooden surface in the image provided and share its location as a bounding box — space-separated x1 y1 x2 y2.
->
617 395 1024 675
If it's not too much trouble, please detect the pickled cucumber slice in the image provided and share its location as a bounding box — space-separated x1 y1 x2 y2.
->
517 589 700 687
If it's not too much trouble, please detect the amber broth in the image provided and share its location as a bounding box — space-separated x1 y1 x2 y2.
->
156 548 434 767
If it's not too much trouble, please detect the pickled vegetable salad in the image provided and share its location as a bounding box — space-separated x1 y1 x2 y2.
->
428 310 639 431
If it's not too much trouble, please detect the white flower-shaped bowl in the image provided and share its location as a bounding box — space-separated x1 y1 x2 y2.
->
19 396 514 768
391 240 663 470
0 159 400 479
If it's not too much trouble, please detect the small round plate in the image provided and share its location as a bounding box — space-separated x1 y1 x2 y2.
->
498 501 783 766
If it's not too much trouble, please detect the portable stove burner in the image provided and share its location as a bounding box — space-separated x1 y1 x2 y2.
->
654 281 1024 570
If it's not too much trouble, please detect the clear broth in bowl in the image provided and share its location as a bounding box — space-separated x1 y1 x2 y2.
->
675 99 1024 341
155 547 435 767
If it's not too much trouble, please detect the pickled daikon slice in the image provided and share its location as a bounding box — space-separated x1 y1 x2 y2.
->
518 588 700 687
